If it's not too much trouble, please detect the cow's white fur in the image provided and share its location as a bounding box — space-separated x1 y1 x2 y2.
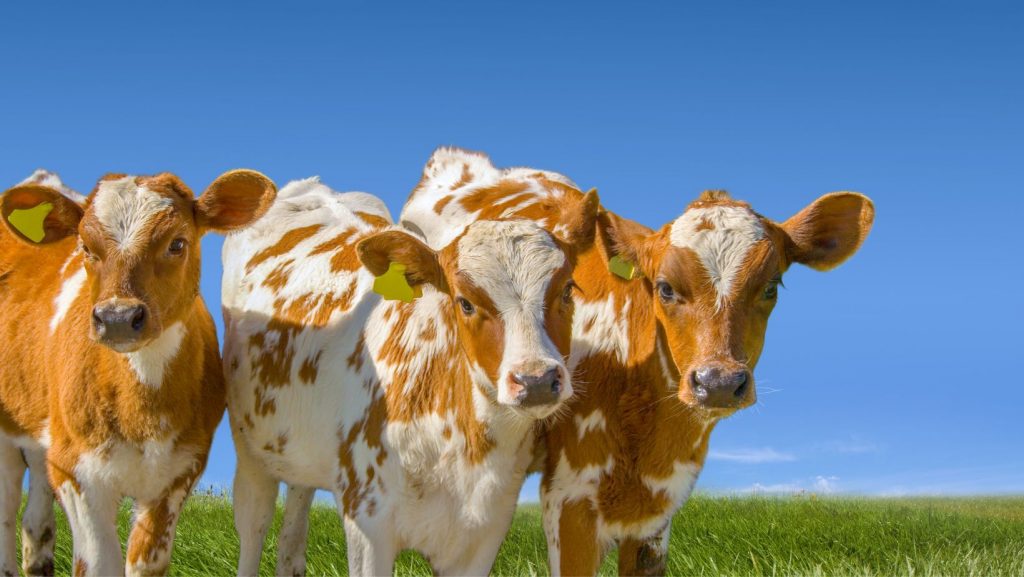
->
92 176 174 254
125 321 186 388
669 205 765 306
50 264 86 333
223 177 572 575
19 168 87 205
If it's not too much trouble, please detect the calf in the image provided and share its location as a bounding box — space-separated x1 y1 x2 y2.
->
0 169 276 576
399 148 875 576
221 175 597 576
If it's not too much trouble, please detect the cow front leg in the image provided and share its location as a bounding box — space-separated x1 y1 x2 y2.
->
276 485 315 577
21 447 56 576
233 439 278 576
341 514 396 577
617 525 670 577
544 496 603 577
0 441 25 577
125 462 202 577
53 476 123 577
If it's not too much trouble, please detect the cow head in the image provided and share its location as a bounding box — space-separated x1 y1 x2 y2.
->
358 192 599 419
607 190 874 416
1 170 276 352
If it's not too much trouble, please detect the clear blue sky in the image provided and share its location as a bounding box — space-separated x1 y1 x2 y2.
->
2 1 1021 499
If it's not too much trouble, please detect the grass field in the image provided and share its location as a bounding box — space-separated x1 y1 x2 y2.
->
20 494 1024 576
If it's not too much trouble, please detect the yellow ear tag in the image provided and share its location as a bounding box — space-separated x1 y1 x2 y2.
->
373 262 422 303
7 202 54 243
609 255 641 280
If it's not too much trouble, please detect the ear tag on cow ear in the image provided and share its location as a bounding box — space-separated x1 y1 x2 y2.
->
373 262 422 303
7 202 53 243
609 255 641 280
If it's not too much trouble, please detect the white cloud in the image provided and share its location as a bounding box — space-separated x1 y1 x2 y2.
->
708 447 797 464
744 475 840 494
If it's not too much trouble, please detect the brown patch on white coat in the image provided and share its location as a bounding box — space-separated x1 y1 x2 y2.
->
0 169 275 576
397 148 875 576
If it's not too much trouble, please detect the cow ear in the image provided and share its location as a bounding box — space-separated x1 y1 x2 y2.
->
782 192 875 271
554 188 601 251
357 230 446 291
196 169 277 232
599 210 655 281
1 184 83 245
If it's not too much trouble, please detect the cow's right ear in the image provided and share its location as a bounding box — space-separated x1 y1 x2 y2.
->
599 210 655 281
1 184 83 245
357 230 446 291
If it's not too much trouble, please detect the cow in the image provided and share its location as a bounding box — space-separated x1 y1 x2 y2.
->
396 148 875 576
220 174 598 576
0 169 276 576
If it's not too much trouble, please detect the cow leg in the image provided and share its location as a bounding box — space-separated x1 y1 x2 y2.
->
233 440 278 577
544 497 602 577
21 447 56 576
276 485 315 577
435 515 510 576
0 441 25 577
341 514 395 577
617 526 670 577
54 478 123 577
125 462 202 577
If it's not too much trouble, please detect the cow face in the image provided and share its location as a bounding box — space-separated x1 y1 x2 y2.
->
359 196 598 419
608 191 874 415
1 170 276 352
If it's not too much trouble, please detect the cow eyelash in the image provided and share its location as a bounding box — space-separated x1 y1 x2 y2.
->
764 275 784 300
562 281 579 304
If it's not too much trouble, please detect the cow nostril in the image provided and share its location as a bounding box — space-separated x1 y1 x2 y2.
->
131 308 146 332
733 372 750 397
92 307 104 328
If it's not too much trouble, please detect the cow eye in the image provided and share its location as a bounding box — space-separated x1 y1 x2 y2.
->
168 238 187 256
656 281 675 303
456 297 475 316
562 281 577 305
80 241 98 262
764 276 783 300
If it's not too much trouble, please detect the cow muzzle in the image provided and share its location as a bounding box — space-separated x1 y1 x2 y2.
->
91 299 152 352
502 360 570 416
685 361 756 411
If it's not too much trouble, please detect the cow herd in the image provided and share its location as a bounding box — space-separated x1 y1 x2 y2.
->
0 149 874 577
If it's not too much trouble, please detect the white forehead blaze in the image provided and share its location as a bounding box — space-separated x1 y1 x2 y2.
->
92 176 174 254
456 220 565 314
669 205 765 305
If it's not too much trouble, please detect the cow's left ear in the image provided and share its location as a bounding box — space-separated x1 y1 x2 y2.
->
554 188 601 250
357 230 446 291
1 184 84 245
195 169 277 232
782 192 875 271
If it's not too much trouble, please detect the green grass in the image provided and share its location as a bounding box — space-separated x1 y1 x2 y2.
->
19 494 1024 576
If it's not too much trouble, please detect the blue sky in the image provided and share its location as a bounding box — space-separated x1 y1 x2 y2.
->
2 1 1021 500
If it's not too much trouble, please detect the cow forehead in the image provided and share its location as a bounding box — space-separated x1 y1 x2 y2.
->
90 176 177 252
455 220 565 311
668 205 766 304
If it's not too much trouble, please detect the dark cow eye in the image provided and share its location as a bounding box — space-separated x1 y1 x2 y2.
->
80 241 98 262
457 297 475 316
562 281 577 305
168 238 187 256
656 281 675 303
764 276 783 300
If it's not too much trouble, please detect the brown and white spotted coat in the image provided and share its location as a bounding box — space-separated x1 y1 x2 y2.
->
397 148 875 576
0 169 275 577
221 176 597 576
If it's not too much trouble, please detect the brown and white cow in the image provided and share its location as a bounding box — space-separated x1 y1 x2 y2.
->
397 148 875 576
0 169 275 576
221 176 597 575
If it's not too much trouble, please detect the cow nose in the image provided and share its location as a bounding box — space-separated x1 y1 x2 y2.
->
92 302 148 342
512 367 562 407
691 365 751 408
